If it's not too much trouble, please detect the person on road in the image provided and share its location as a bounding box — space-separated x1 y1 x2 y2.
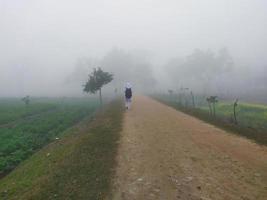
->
125 82 132 110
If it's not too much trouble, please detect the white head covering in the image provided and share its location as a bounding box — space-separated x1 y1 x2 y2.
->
125 82 132 89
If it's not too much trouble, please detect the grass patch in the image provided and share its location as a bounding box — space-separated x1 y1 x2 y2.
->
153 96 267 146
0 100 123 200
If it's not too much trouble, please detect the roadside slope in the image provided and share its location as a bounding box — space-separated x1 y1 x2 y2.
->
0 100 123 200
112 96 267 200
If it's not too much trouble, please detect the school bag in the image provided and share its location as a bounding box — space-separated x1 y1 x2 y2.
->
125 88 132 98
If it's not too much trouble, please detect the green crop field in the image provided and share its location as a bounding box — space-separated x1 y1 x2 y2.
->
200 102 267 130
0 98 98 176
0 99 57 125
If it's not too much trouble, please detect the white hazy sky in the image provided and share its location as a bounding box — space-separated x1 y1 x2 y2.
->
0 0 267 96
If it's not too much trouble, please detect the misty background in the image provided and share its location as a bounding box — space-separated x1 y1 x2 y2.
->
1 0 267 102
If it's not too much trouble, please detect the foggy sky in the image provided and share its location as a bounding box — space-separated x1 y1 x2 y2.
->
1 0 267 97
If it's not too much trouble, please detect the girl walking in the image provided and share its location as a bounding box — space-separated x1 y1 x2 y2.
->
125 82 132 109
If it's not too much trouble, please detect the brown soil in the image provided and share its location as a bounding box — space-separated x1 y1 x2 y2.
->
111 96 267 200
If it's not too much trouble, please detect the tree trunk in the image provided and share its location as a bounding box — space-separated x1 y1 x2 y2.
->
213 102 216 117
234 105 237 124
234 99 238 124
191 91 195 108
208 103 212 116
99 88 102 106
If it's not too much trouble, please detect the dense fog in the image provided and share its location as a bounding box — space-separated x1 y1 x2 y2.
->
0 0 266 102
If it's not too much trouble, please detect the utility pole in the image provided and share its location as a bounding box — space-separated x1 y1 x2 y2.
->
190 91 195 108
180 87 189 107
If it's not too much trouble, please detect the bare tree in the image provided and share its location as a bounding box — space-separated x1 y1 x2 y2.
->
206 97 213 116
21 96 30 106
233 99 239 124
207 96 218 117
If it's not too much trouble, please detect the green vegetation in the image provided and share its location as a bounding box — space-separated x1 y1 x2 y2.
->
200 102 267 130
84 67 113 105
153 94 267 146
0 99 123 200
0 98 98 176
0 99 57 125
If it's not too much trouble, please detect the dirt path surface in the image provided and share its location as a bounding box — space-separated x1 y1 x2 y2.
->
112 96 267 200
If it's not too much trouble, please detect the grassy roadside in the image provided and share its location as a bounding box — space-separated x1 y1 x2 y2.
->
154 97 267 146
0 100 123 200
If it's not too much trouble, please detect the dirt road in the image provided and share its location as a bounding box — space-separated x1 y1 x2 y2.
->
112 96 267 200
